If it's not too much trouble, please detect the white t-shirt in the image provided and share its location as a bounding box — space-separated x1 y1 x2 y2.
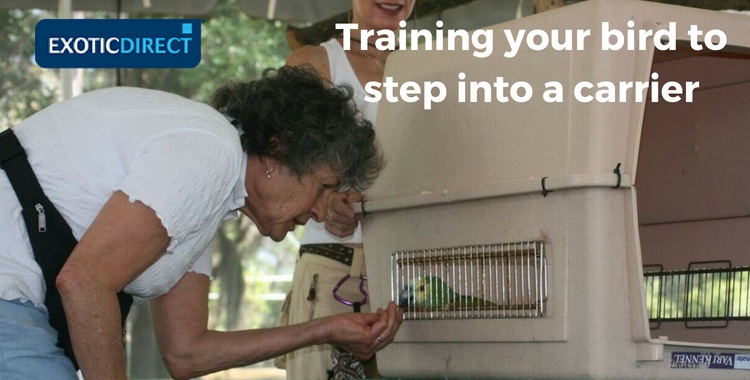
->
299 38 379 245
0 87 248 307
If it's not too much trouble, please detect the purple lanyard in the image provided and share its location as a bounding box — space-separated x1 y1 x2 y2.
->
332 274 368 309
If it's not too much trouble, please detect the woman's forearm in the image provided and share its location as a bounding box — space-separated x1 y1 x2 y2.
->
152 272 399 379
159 318 331 380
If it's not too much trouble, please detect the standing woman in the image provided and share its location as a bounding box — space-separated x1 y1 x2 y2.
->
280 1 415 379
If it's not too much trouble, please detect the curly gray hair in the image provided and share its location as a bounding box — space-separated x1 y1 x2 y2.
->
212 65 385 191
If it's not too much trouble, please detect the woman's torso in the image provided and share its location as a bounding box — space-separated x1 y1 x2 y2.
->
0 87 246 306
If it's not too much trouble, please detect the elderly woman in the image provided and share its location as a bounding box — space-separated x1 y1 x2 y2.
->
0 66 401 380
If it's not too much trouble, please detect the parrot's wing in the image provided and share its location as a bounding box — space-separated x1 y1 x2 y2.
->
456 295 498 309
403 276 498 311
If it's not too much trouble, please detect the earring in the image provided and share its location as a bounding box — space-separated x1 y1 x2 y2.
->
266 167 274 179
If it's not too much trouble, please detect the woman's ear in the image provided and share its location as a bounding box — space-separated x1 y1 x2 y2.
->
259 156 278 175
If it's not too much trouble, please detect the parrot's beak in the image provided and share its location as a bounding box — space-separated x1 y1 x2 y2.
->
399 286 413 308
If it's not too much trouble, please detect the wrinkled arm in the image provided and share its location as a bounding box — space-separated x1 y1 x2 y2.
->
56 191 170 380
151 272 402 380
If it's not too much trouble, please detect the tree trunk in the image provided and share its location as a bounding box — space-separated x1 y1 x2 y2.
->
213 218 265 330
128 305 170 379
215 219 246 330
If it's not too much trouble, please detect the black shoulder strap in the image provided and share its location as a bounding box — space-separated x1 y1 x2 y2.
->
0 128 133 370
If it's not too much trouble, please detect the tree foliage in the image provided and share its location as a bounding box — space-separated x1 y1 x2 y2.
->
0 9 57 130
117 0 289 101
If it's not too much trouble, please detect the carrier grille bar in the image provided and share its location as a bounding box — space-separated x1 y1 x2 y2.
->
392 241 547 320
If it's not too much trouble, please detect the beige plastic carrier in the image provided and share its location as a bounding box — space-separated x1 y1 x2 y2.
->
359 0 750 378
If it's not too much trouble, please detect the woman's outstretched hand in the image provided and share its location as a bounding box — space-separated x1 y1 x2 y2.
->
323 302 403 359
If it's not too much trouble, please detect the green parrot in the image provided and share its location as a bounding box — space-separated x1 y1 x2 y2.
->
398 275 497 311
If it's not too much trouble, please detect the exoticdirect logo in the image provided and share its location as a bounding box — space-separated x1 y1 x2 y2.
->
35 19 202 68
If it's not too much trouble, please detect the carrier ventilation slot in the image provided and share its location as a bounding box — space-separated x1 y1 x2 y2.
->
392 241 547 320
644 261 750 328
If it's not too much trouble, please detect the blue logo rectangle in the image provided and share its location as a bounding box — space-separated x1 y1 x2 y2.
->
35 19 202 68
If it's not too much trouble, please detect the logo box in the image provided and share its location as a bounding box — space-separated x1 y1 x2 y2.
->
35 19 202 68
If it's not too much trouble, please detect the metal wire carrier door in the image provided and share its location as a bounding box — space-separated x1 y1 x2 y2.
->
392 240 548 320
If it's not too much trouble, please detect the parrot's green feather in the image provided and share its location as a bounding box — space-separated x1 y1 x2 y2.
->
403 275 497 311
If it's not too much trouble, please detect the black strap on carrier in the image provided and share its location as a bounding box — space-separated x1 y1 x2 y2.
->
0 128 133 369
